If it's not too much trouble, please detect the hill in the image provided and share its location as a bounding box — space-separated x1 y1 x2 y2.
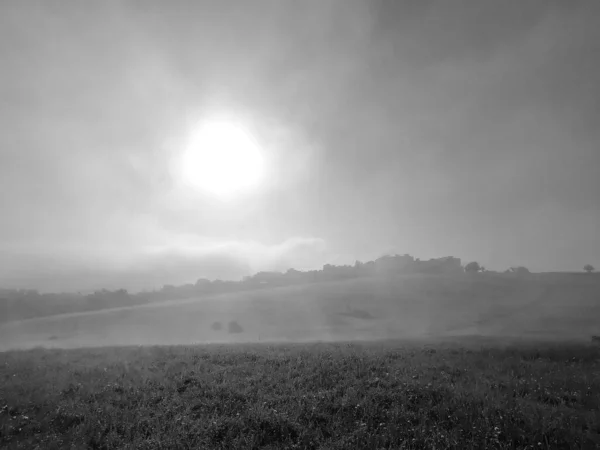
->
1 273 599 351
0 253 464 324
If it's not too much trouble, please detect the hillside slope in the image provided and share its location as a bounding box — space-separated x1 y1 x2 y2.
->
1 274 599 351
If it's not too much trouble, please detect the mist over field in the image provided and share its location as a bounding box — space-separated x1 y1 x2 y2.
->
1 1 598 351
2 1 600 447
2 269 600 352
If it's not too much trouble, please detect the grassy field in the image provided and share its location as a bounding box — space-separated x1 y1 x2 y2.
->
2 274 599 447
2 273 600 351
1 339 599 449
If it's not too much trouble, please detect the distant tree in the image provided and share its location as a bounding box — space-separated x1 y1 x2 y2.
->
584 264 595 273
465 261 481 273
195 278 211 287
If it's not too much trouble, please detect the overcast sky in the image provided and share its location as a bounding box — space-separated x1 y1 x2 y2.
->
1 0 599 292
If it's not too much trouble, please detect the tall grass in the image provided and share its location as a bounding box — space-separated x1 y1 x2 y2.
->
1 340 599 449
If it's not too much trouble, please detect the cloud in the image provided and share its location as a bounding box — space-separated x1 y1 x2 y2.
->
0 235 329 292
137 235 329 275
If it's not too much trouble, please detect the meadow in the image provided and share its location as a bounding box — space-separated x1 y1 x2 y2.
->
1 273 600 448
1 339 599 449
1 273 599 352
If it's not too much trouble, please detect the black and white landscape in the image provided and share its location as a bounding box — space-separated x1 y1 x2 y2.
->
1 1 599 448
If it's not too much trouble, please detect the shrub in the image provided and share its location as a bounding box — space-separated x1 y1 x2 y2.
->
228 321 244 334
464 261 481 273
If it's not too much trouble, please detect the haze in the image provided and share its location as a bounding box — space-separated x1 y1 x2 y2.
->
1 0 599 293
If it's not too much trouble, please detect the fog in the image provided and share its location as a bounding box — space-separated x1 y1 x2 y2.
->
1 1 599 293
1 1 599 349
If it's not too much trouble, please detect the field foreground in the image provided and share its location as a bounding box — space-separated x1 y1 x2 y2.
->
1 339 600 449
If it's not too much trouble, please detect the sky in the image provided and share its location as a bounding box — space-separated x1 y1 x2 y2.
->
1 0 599 292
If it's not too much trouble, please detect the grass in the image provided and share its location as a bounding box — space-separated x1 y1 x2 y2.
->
1 340 599 449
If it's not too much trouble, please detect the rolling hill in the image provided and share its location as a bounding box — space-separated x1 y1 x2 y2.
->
1 273 599 351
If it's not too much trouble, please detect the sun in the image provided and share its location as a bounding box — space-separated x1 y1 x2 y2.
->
180 119 265 198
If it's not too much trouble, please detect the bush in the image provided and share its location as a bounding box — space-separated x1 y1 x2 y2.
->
228 321 244 334
464 261 481 273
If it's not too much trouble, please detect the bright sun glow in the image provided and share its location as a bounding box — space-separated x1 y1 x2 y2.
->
181 119 265 198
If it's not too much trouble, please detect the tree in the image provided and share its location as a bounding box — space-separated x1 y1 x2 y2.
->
584 264 595 273
465 261 481 273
